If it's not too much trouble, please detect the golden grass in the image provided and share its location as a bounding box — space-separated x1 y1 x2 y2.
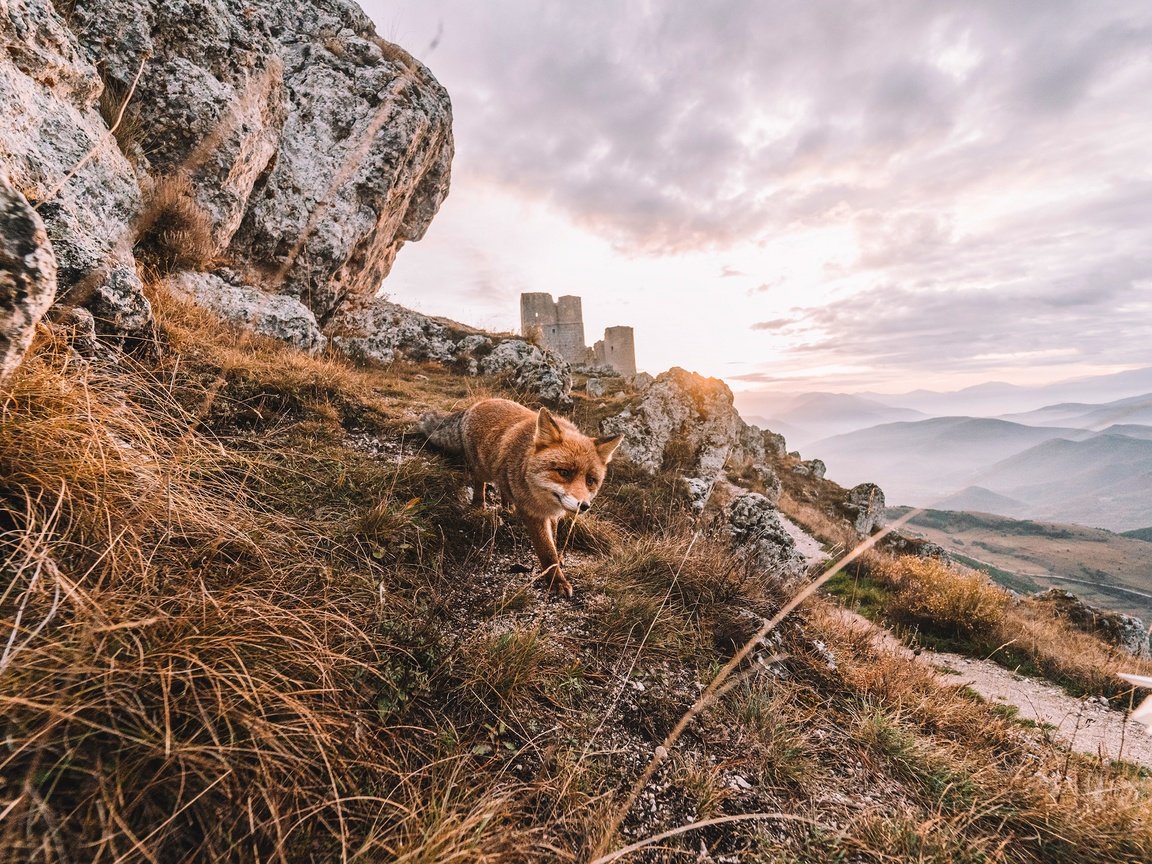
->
133 175 217 273
5 288 1152 862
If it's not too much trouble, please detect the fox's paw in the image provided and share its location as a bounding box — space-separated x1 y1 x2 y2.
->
539 563 573 599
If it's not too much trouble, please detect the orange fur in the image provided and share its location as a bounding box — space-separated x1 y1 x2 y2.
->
431 398 622 596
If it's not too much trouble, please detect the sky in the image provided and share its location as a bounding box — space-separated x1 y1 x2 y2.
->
362 0 1152 397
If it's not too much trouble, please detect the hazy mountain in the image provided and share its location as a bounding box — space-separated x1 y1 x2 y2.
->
998 393 1152 429
931 486 1032 517
734 392 925 448
860 366 1152 418
810 417 1093 503
972 434 1152 531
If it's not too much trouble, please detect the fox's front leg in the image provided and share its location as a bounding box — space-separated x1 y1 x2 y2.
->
523 515 572 598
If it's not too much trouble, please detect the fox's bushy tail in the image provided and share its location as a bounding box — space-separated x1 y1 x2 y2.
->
417 410 467 455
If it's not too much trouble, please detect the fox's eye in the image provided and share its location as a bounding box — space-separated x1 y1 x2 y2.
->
556 468 574 480
586 475 598 488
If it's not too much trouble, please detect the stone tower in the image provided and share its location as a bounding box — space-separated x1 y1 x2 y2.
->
520 292 637 375
520 292 587 365
592 326 637 377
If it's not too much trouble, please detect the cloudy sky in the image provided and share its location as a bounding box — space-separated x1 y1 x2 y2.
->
362 0 1151 396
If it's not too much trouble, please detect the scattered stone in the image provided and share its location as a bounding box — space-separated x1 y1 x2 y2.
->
585 377 605 397
164 270 326 354
87 265 152 342
0 175 57 386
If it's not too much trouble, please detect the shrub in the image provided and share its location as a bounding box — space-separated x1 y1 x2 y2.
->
877 555 1010 641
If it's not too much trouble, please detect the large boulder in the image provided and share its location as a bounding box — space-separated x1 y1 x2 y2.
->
67 0 454 326
0 0 145 326
600 367 782 484
1031 589 1150 657
725 493 808 581
164 270 326 354
600 368 742 477
0 175 57 386
842 482 886 537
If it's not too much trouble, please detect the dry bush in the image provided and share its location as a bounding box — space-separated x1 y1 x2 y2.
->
876 555 1011 641
97 76 147 161
134 174 216 273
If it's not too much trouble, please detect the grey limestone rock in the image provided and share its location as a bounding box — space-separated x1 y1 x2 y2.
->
792 458 827 479
88 265 152 341
164 270 325 354
67 0 454 326
328 297 571 405
0 0 145 326
0 175 57 386
843 482 886 537
726 493 808 580
585 377 605 398
601 367 740 478
478 339 572 408
328 297 458 364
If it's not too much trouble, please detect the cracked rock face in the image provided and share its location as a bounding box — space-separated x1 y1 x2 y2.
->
0 176 57 386
164 270 326 354
68 0 454 326
726 493 808 581
0 1 143 318
843 482 886 537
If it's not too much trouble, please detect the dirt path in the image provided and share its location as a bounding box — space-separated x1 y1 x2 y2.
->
921 649 1152 768
835 609 1152 768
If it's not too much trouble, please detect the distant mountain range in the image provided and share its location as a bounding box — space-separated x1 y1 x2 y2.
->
809 407 1152 531
732 367 1152 531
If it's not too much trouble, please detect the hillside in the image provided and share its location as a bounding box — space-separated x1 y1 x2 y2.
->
5 288 1152 861
892 508 1152 619
5 1 1152 861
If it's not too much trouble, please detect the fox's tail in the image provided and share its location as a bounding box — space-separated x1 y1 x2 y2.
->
417 410 467 455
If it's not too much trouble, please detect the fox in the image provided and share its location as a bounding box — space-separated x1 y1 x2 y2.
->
418 398 623 597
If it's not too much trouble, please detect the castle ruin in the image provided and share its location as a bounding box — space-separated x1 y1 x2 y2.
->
520 293 637 376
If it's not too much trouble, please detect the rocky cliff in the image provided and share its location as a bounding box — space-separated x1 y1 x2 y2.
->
1 0 453 384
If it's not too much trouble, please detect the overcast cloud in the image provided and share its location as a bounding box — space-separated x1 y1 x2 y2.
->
371 0 1152 392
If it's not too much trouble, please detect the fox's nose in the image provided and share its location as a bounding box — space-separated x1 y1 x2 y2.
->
578 501 591 513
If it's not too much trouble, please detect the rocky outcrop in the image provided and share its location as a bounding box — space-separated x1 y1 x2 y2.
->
842 482 886 537
477 339 572 407
164 271 325 354
726 493 808 581
600 367 784 491
329 298 571 405
792 458 827 479
0 0 143 322
1031 589 1150 657
1 176 57 386
67 0 453 326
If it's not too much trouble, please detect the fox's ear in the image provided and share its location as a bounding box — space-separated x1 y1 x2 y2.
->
535 407 564 447
594 434 623 462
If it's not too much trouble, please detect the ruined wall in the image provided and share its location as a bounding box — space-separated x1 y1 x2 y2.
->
520 292 586 364
593 325 636 376
521 292 637 375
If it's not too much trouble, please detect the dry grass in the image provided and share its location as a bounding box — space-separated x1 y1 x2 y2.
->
827 553 1152 698
133 175 217 273
4 288 1152 862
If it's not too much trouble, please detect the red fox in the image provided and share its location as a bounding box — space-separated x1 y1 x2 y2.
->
419 398 623 597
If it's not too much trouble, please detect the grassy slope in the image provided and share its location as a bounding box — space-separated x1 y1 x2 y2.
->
3 287 1152 863
891 508 1152 620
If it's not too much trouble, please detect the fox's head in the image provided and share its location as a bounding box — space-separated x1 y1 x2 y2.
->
530 407 622 515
